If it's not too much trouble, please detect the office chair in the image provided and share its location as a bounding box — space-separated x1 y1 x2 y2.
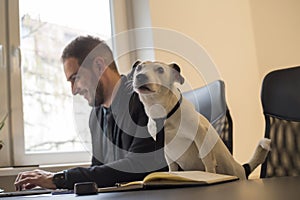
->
183 80 233 154
260 66 300 178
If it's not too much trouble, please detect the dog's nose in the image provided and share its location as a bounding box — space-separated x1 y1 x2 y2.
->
136 74 148 83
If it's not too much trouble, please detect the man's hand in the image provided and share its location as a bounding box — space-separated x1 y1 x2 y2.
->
14 169 56 191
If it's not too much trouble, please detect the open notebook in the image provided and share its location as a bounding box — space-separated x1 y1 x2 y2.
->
98 171 239 192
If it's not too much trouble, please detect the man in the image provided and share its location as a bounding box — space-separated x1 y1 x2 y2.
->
14 35 167 190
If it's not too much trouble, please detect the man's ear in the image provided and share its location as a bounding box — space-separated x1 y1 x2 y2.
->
93 56 106 73
169 63 184 84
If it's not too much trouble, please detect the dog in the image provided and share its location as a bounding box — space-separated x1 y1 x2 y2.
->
131 60 271 180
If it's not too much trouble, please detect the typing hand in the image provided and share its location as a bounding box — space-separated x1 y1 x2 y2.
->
14 169 56 191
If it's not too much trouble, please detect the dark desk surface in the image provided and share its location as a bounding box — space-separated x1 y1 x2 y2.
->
4 176 300 200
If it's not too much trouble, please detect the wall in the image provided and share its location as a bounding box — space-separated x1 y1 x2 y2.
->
249 0 300 78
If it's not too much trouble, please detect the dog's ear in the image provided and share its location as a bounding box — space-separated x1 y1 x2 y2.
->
169 63 185 85
127 60 142 80
132 60 141 69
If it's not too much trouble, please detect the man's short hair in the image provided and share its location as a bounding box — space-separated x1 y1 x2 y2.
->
61 35 118 71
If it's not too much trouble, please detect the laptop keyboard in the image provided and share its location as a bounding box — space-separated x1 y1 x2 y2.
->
0 189 53 197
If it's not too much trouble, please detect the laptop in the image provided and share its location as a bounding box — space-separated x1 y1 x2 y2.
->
0 189 53 197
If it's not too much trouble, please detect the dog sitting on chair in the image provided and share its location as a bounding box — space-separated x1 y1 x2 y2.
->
131 60 271 180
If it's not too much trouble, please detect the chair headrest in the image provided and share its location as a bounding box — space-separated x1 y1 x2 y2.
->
261 66 300 121
183 80 226 124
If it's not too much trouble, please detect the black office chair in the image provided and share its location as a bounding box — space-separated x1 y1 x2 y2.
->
260 66 300 178
183 80 233 154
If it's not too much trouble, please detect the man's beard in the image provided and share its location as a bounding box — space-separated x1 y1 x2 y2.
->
92 81 104 107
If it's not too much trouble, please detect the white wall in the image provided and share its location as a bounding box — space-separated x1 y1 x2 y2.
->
148 0 300 177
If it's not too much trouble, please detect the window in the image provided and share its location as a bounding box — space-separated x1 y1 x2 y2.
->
19 0 112 154
3 0 113 166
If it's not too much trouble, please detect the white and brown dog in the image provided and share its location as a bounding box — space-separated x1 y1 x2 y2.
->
132 60 271 180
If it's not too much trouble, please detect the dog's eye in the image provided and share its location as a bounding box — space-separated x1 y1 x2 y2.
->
136 65 142 72
156 67 164 74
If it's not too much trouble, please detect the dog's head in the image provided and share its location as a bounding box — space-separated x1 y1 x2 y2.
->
132 60 184 96
131 60 185 135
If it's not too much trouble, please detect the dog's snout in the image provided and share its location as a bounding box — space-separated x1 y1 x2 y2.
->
136 74 148 83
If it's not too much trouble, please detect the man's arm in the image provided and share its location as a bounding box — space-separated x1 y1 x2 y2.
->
64 130 167 189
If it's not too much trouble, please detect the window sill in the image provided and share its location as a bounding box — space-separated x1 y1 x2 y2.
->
0 162 90 177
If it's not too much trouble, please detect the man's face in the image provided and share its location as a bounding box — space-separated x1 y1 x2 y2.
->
63 57 104 106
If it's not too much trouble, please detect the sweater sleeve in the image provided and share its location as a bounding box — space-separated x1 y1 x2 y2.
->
64 132 167 189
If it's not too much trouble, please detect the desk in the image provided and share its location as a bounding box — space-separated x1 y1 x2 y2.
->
4 176 300 200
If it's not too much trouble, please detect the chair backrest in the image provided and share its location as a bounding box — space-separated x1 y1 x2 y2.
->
260 66 300 178
182 80 233 154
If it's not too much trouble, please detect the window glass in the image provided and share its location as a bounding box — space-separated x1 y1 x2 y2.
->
19 0 111 153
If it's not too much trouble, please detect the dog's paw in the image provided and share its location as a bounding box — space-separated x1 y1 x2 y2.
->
259 138 271 151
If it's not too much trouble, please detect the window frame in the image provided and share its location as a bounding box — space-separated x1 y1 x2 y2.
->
0 0 12 167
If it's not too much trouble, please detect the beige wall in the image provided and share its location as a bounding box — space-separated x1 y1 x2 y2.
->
149 0 300 177
249 0 300 78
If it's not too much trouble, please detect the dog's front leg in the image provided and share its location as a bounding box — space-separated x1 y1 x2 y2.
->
201 151 217 173
165 154 179 171
195 123 219 173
